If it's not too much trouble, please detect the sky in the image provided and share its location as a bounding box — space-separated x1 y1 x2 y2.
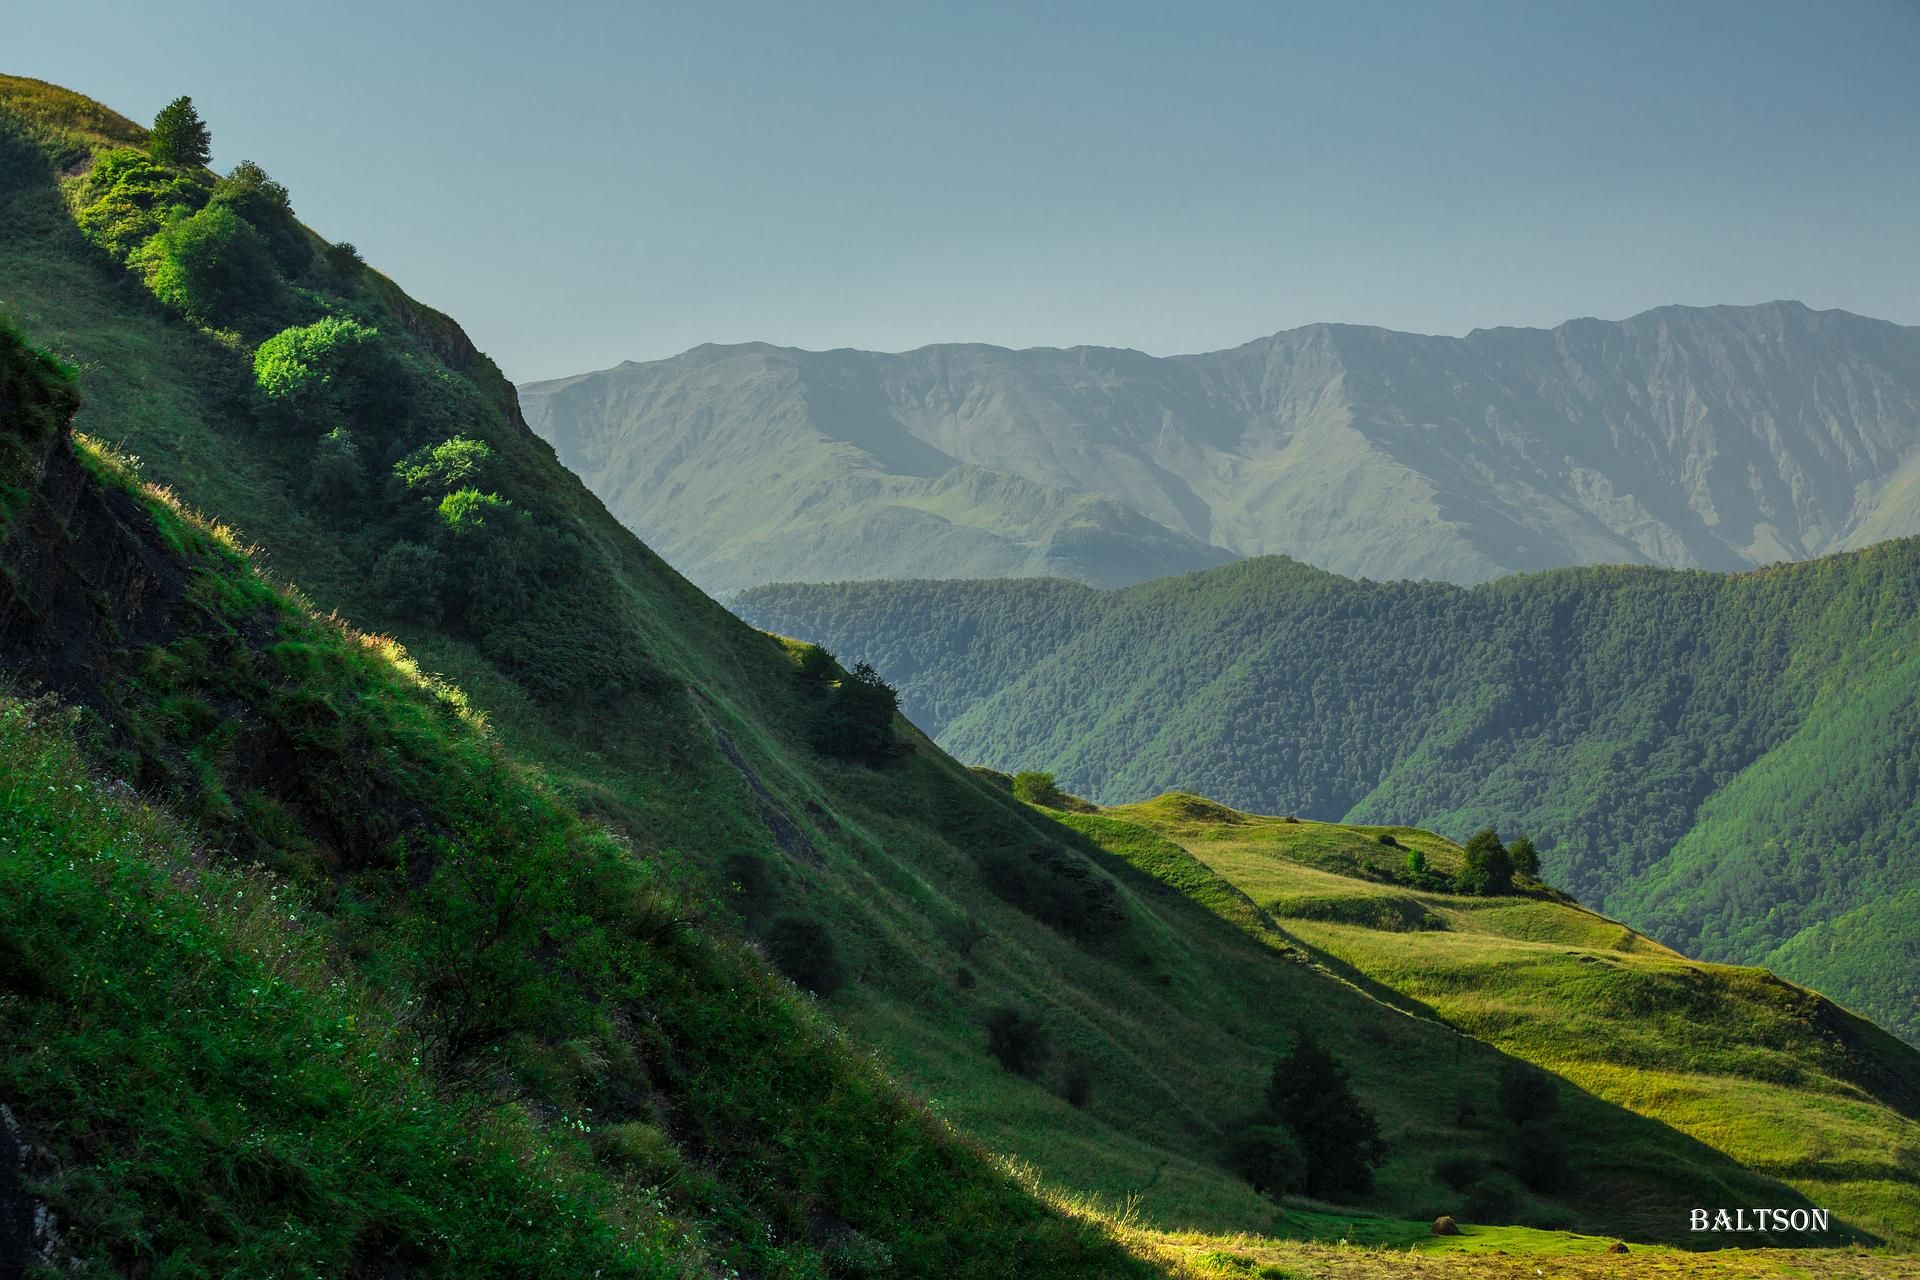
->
11 0 1919 381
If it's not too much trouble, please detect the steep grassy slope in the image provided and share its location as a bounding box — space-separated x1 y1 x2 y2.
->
6 75 1920 1273
736 551 1920 1046
523 302 1920 592
1078 796 1920 1247
0 318 1147 1277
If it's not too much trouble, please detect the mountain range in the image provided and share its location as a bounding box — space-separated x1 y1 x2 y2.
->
523 302 1920 593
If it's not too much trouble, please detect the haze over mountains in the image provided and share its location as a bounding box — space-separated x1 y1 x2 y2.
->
522 301 1920 593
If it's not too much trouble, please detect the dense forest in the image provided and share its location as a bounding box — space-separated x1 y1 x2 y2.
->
739 547 1920 1044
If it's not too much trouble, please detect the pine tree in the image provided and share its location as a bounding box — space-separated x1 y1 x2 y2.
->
150 95 211 167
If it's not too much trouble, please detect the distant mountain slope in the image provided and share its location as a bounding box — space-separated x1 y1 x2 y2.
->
524 303 1920 590
520 347 1236 594
736 544 1920 1047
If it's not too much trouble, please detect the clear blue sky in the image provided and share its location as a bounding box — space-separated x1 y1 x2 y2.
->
13 1 1919 380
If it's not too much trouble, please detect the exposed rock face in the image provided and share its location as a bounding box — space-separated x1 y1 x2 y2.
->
522 302 1920 591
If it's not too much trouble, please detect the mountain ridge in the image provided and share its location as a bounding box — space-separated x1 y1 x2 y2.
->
525 299 1920 592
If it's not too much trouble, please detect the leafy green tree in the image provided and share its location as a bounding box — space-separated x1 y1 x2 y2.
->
1456 828 1514 897
762 914 846 997
1264 1037 1388 1199
1508 834 1541 880
1012 770 1067 807
71 148 205 257
212 160 307 272
1224 1125 1306 1197
149 95 211 167
132 204 282 330
814 661 901 763
1405 847 1427 878
984 1006 1050 1078
1496 1062 1557 1127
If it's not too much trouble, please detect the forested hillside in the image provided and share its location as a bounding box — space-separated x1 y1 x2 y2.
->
738 548 1920 1045
525 302 1920 593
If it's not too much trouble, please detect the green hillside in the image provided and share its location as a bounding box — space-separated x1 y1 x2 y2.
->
6 74 1920 1277
736 551 1920 1046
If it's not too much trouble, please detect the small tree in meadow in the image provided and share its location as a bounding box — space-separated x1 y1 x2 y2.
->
1456 828 1514 896
149 95 211 167
1507 834 1541 880
1265 1037 1388 1198
1012 771 1067 808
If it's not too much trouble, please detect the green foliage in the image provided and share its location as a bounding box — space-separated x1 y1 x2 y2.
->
254 315 388 419
132 201 287 330
148 94 210 166
813 660 903 763
1457 829 1514 897
1225 1125 1307 1197
70 145 206 256
1263 1038 1388 1200
370 540 447 623
1497 1064 1558 1128
761 913 846 996
1508 834 1541 880
396 434 495 492
1014 769 1068 807
1405 847 1426 877
306 425 365 512
985 1005 1051 1078
212 158 308 272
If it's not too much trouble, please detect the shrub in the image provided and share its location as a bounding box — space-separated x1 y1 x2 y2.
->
1405 848 1426 877
1225 1124 1306 1196
984 1006 1050 1078
1456 827 1514 896
306 427 365 513
1061 1059 1094 1109
212 159 308 273
813 661 901 763
325 240 364 273
1264 1037 1388 1199
1012 770 1067 807
1464 1173 1521 1221
370 541 447 623
761 914 845 997
71 147 205 257
395 435 495 493
793 642 839 685
132 203 283 330
1376 832 1399 848
149 95 211 167
254 316 389 421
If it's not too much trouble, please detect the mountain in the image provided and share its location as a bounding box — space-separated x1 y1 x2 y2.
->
6 75 1920 1275
737 548 1920 1049
522 303 1920 593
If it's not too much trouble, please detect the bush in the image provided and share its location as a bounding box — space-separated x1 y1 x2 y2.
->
254 316 391 422
813 661 901 763
71 147 206 257
132 203 284 330
1264 1037 1388 1199
1463 1174 1520 1222
395 435 495 493
306 427 365 513
149 95 211 167
761 914 845 997
1456 827 1514 896
984 1006 1050 1078
325 240 364 273
793 642 839 685
1225 1124 1306 1196
1061 1059 1095 1109
1376 832 1399 848
1012 770 1067 807
370 541 447 623
212 159 308 273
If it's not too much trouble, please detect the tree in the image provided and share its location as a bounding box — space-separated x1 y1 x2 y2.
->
1225 1125 1306 1197
132 204 282 330
306 427 365 513
1457 827 1514 896
1405 847 1427 878
1508 834 1541 880
149 95 211 167
1012 771 1067 807
814 661 901 763
984 1006 1050 1078
1496 1062 1557 1127
1264 1037 1388 1198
